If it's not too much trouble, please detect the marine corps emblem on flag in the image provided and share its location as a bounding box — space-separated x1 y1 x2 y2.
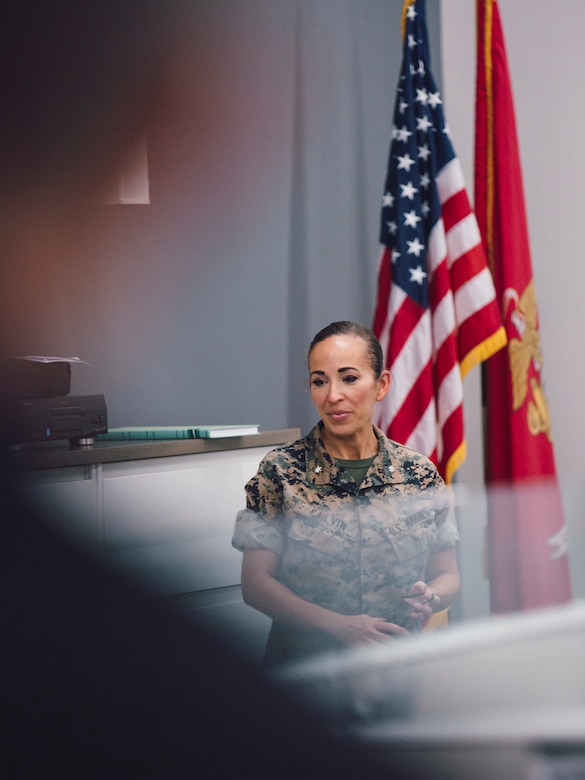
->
504 280 552 441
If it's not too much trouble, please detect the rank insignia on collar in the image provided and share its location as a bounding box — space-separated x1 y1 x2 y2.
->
314 465 323 474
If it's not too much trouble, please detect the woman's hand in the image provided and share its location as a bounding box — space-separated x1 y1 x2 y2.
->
326 613 410 646
402 580 439 621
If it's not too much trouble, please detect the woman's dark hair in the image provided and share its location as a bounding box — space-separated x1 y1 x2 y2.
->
308 321 384 378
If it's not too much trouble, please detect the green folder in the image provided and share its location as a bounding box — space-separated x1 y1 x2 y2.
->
97 425 259 441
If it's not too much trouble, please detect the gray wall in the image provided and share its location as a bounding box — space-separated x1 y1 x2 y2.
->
11 0 441 438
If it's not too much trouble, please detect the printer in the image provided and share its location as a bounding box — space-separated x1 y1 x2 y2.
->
0 357 107 446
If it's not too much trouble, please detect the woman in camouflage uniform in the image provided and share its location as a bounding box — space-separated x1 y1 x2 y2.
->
232 321 460 668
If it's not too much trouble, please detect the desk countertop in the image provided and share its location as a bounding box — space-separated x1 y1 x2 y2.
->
7 428 301 471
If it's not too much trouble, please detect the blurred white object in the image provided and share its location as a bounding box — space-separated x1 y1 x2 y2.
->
275 601 585 779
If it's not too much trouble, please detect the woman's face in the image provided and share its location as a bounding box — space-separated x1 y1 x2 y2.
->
308 334 390 443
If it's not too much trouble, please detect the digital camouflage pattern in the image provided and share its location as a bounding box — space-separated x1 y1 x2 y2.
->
232 423 459 666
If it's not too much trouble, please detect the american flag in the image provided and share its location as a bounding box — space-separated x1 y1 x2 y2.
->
372 0 506 483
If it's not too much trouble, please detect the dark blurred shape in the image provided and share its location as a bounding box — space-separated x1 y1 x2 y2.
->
2 471 409 778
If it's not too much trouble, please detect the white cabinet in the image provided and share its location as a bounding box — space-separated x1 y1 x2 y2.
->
101 447 271 594
16 433 296 664
99 447 274 662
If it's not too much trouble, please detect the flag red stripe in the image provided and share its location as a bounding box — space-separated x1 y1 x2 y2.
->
438 400 464 479
456 300 501 357
450 243 490 294
388 362 434 448
441 188 472 234
386 296 425 366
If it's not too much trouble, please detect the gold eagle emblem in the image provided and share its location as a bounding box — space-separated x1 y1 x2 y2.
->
504 280 552 441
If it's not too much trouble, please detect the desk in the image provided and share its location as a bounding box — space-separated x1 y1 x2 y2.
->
11 428 300 662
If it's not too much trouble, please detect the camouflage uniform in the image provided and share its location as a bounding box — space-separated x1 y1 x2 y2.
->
232 423 458 667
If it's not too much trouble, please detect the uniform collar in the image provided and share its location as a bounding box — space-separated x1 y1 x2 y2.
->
305 423 405 487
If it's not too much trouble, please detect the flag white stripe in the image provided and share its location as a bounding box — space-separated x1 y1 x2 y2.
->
376 310 431 431
405 398 437 457
436 157 466 204
455 265 499 324
432 287 456 352
437 362 464 427
446 213 482 265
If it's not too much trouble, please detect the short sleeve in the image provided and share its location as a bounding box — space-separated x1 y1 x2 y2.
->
231 508 285 554
231 450 287 554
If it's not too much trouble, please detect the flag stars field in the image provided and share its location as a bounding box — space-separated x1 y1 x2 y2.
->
404 210 421 228
397 153 416 171
409 266 427 286
428 91 442 108
418 144 431 161
416 114 433 133
400 181 418 200
407 237 425 257
395 126 413 142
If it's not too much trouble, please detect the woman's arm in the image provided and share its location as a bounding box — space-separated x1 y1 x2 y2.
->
241 548 409 646
425 546 460 607
403 546 460 621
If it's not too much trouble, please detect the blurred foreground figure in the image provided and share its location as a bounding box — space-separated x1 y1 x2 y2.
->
0 2 410 776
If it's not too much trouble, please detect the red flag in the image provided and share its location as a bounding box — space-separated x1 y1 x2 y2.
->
373 0 506 484
475 0 571 612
